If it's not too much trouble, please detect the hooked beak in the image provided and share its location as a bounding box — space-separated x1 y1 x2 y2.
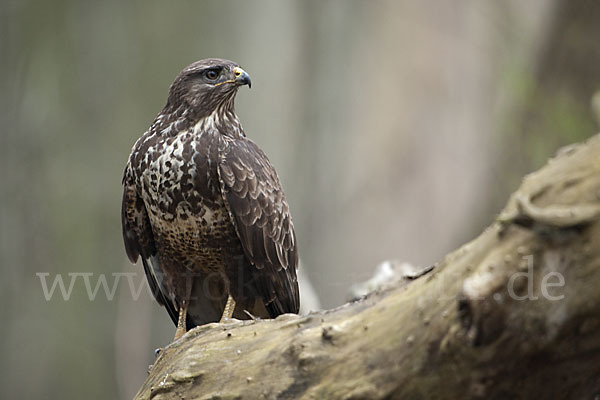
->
233 67 251 88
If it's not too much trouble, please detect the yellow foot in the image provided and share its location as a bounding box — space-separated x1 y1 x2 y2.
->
173 274 192 341
173 326 186 341
243 309 258 321
219 295 236 323
173 302 188 341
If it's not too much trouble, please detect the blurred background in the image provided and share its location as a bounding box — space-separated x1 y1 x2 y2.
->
1 0 599 398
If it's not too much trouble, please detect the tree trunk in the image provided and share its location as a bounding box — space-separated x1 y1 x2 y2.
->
134 134 600 400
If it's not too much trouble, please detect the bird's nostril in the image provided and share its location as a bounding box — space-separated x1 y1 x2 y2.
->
235 71 241 77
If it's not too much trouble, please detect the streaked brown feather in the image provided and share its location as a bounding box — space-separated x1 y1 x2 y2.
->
218 137 299 314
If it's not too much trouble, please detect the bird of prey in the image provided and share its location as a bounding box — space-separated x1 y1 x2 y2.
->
121 59 299 340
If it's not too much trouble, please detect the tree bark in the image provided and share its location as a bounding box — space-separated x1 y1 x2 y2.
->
134 135 600 400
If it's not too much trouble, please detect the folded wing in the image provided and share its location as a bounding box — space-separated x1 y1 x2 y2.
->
218 137 299 315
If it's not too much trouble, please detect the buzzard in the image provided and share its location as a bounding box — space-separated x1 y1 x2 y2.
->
121 59 299 340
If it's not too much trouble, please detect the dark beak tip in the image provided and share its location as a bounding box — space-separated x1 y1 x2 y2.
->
241 73 251 89
235 69 251 88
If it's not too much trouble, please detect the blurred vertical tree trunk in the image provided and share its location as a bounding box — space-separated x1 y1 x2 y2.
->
535 0 600 103
496 0 600 205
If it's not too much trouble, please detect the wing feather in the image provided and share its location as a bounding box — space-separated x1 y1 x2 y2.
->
121 166 179 326
218 137 299 315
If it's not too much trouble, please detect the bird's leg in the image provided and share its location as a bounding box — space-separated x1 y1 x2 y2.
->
219 294 236 323
173 274 193 341
174 306 187 340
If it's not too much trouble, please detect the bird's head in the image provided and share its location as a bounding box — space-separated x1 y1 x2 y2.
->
166 58 251 117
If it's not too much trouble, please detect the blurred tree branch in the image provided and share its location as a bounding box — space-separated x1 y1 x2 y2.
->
134 134 600 400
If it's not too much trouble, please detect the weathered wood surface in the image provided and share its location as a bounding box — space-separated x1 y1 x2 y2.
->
134 134 600 400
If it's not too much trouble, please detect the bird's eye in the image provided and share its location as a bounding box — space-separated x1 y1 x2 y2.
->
205 69 219 81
